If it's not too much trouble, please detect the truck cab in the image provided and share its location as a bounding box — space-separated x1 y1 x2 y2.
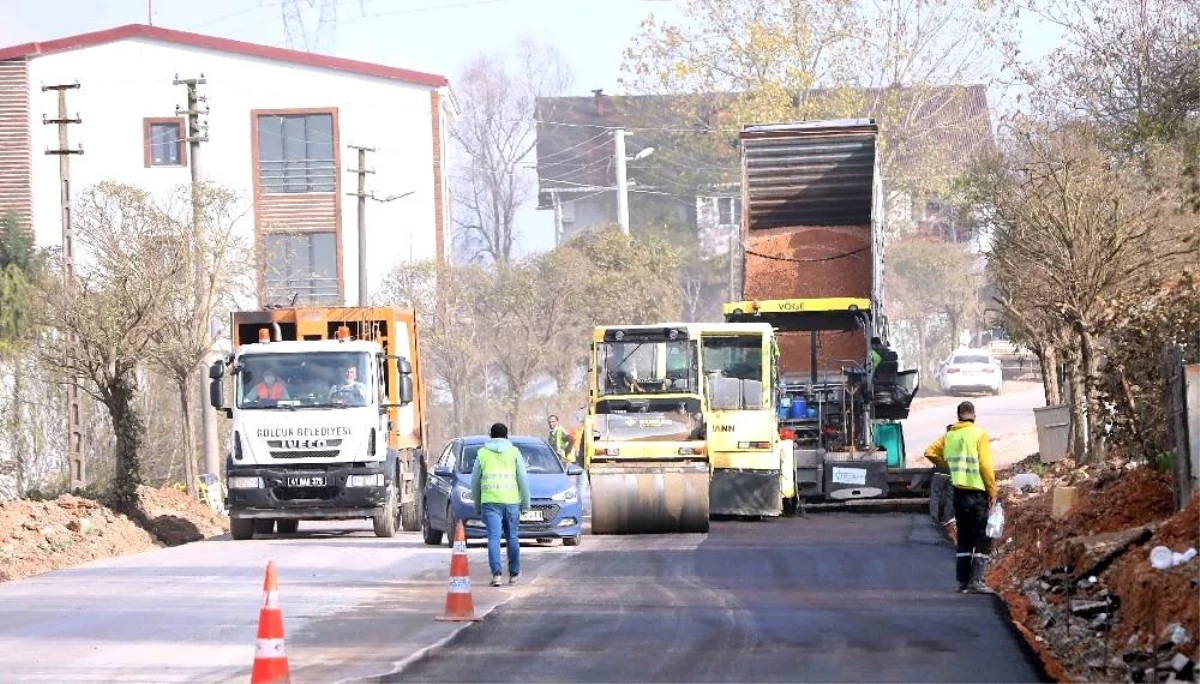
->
209 307 426 540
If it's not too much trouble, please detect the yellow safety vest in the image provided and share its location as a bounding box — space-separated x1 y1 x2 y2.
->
477 447 520 505
944 424 986 492
550 427 569 457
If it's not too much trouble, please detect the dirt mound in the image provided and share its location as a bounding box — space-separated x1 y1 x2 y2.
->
0 495 158 583
986 464 1198 682
134 486 228 546
1106 494 1199 654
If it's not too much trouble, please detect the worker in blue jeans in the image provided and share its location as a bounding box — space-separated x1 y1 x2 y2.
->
471 422 531 587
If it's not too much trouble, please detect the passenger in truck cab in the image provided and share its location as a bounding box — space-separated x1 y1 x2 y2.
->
245 369 290 403
328 365 369 406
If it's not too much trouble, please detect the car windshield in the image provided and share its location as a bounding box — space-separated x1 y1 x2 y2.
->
237 351 374 409
951 355 991 365
459 442 564 474
598 338 698 396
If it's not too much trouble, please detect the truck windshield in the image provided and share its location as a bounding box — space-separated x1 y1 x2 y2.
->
597 339 697 395
592 397 704 442
237 351 374 409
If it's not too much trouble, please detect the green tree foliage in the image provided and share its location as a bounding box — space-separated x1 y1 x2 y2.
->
884 237 982 378
378 225 681 436
0 213 46 355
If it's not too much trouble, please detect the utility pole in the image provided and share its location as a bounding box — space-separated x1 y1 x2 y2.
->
346 145 375 306
43 82 85 490
175 74 217 482
614 128 629 234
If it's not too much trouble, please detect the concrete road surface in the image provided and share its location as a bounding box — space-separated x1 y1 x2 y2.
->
902 385 1046 461
0 521 580 683
386 516 1046 683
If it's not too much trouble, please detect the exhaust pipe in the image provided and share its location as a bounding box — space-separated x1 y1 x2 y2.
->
271 322 282 342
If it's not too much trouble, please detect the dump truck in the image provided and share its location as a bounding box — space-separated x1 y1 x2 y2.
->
584 322 795 534
724 119 929 504
208 306 428 539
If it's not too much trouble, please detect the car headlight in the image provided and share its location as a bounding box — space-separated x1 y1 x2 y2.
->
228 476 262 489
346 473 384 488
455 484 474 503
551 486 578 502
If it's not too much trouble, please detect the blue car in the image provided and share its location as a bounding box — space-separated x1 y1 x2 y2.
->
421 435 584 547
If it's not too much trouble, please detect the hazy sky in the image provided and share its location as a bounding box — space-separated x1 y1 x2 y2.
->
0 0 1059 257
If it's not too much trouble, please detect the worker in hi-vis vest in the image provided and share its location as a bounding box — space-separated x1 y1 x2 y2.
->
471 422 530 587
923 401 998 594
547 414 570 464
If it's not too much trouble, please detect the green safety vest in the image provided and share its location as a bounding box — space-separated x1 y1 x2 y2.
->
869 349 883 369
550 427 569 456
944 424 986 492
477 447 521 505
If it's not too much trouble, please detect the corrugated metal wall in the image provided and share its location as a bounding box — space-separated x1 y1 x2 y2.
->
0 58 32 230
740 122 877 229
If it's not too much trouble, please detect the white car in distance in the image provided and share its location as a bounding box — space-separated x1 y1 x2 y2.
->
937 348 1003 396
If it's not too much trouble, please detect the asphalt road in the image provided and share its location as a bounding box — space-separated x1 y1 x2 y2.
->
386 515 1045 683
901 385 1046 458
0 521 582 683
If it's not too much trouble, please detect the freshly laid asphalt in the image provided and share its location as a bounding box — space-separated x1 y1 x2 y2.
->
387 514 1046 683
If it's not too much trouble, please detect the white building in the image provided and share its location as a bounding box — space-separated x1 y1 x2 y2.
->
0 24 455 306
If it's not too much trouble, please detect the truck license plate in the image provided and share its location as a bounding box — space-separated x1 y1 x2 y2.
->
831 467 867 485
285 475 326 487
519 510 543 522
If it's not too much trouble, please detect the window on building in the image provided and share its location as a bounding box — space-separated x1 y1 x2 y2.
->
262 232 340 305
716 197 741 226
143 118 185 168
257 113 335 193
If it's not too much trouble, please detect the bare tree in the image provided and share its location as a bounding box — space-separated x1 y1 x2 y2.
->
145 183 252 496
39 183 189 510
969 120 1197 462
452 38 572 264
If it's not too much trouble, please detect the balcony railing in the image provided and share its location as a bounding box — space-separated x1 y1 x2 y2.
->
263 276 341 306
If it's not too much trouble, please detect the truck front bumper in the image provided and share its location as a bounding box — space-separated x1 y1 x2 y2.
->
227 463 388 520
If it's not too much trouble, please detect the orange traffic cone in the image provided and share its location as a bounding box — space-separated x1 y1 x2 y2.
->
251 561 291 684
436 520 480 622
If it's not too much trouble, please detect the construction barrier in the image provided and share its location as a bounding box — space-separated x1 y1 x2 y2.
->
251 561 291 684
435 520 480 622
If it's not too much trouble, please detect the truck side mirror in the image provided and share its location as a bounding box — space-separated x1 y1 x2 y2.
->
399 375 414 406
208 377 224 410
208 359 225 380
396 357 413 375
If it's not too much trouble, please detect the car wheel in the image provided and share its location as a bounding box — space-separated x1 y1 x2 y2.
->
563 535 581 547
276 520 299 534
421 499 443 546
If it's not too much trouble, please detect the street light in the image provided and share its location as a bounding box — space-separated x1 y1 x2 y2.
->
632 146 655 161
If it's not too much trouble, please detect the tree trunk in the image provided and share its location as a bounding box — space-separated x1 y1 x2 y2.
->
1067 354 1092 463
1078 324 1106 462
176 377 198 497
1037 343 1063 406
6 359 26 496
105 371 146 513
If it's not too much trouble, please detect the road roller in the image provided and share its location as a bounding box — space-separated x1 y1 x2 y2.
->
585 324 711 534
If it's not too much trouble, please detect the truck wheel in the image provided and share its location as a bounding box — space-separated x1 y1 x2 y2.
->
254 519 276 534
400 501 420 532
373 486 399 538
276 520 299 534
231 518 255 541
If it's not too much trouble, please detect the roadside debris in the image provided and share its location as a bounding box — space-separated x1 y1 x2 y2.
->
0 486 230 583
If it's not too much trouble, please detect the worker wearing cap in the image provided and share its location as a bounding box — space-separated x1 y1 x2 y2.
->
923 401 997 594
